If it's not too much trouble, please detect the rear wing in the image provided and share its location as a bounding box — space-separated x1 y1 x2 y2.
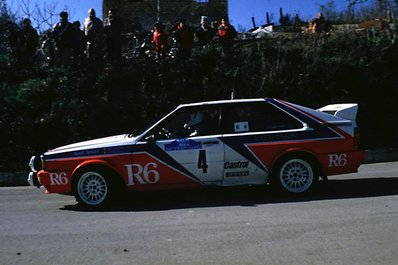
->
317 103 358 122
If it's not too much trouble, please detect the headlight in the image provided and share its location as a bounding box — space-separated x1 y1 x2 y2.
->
29 156 37 172
29 156 44 172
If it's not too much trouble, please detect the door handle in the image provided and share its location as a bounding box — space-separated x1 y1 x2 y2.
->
202 140 219 145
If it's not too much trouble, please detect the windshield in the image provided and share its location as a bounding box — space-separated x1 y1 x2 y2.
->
127 119 158 138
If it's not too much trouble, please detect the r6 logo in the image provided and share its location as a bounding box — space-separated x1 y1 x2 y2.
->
328 153 348 167
49 172 68 185
126 162 160 186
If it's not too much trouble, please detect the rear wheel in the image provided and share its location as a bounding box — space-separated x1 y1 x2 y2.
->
75 170 112 208
275 157 317 194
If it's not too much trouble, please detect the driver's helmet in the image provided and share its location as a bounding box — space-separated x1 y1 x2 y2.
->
185 112 204 127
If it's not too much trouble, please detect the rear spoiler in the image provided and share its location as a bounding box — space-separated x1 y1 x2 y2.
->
317 103 358 121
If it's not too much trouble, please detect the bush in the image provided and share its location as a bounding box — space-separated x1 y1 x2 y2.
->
1 29 398 170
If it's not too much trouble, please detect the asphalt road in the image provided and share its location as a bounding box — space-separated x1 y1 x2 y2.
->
1 162 398 265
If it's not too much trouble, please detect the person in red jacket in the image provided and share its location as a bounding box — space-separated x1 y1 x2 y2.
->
218 16 237 57
152 22 168 59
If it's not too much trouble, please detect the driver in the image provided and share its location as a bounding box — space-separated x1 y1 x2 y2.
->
184 112 215 137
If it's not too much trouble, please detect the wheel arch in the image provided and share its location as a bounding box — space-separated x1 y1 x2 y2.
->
269 149 324 179
71 159 125 194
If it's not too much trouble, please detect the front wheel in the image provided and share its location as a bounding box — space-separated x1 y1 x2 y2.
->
275 158 317 194
75 170 112 208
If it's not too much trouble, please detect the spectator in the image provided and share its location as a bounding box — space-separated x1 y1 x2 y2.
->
309 12 326 33
173 19 194 58
103 9 122 64
211 20 220 33
71 21 86 67
20 18 39 67
83 8 103 63
38 30 55 67
53 11 74 67
218 16 237 57
152 22 168 59
195 16 214 47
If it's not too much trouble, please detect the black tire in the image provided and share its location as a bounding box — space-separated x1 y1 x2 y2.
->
274 157 318 194
74 169 114 208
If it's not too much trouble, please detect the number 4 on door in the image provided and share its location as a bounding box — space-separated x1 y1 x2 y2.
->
198 150 208 173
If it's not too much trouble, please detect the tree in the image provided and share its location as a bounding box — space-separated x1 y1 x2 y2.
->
13 0 73 32
319 1 341 22
0 0 15 21
0 0 18 62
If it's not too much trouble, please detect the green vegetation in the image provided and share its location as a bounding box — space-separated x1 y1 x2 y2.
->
1 0 398 171
1 28 398 170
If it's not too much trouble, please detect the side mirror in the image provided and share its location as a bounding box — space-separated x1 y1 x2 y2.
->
145 134 156 144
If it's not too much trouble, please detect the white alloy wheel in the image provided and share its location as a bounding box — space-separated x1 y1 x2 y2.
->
77 171 109 206
278 158 314 193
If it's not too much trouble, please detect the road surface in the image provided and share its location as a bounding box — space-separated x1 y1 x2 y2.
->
1 162 398 265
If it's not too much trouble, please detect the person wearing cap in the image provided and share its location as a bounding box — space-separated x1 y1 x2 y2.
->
217 16 237 57
83 8 103 63
20 18 39 66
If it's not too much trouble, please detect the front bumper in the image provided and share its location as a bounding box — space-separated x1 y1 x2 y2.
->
28 155 43 188
27 172 41 188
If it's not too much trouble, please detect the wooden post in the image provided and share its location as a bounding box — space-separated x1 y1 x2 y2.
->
251 16 256 28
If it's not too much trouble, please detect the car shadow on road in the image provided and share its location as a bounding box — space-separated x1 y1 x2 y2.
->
61 177 398 212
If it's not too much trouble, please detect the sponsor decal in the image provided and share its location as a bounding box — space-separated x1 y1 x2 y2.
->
126 162 160 186
251 132 303 143
49 172 68 185
234 121 249 132
226 171 250 177
165 139 202 151
224 161 249 169
72 149 101 157
328 153 348 167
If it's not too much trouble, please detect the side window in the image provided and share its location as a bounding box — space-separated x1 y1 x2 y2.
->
153 107 220 140
222 102 303 134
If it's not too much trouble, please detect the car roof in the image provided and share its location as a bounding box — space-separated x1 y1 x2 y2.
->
177 98 268 108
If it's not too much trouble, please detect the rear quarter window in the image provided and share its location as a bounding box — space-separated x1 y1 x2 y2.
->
222 102 303 134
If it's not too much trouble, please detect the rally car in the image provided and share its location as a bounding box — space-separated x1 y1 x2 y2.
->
28 98 364 208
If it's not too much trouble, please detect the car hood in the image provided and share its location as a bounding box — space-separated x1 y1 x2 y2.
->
45 134 139 156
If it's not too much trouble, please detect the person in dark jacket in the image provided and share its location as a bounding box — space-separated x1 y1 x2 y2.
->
53 11 74 66
218 16 237 57
38 30 55 67
173 19 194 58
103 8 122 64
71 21 86 67
195 16 214 47
20 18 39 67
